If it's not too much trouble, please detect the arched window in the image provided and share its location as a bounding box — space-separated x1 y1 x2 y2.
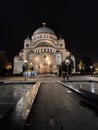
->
26 44 29 48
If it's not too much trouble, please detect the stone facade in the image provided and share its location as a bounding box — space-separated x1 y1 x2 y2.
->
13 23 75 74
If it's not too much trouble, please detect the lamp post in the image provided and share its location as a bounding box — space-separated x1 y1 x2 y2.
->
90 66 93 76
65 59 70 80
22 60 28 81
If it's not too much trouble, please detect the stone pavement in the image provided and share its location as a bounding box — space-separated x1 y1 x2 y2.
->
0 75 98 130
0 82 40 130
24 81 98 130
0 75 98 83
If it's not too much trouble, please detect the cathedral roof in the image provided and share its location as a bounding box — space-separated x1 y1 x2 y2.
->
33 22 55 35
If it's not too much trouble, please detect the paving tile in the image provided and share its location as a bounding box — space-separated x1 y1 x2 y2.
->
27 81 98 130
1 76 98 130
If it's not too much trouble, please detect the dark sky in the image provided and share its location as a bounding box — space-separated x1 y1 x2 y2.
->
0 0 97 62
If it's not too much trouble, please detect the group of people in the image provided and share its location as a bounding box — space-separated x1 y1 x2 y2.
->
22 63 36 78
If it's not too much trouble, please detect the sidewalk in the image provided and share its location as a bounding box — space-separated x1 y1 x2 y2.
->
24 82 98 130
0 75 98 130
58 81 98 110
0 75 98 83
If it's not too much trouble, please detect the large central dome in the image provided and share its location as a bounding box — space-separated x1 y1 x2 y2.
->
33 23 55 35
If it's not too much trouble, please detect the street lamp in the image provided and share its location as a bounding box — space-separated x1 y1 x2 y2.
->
65 59 70 80
22 60 28 81
90 66 93 76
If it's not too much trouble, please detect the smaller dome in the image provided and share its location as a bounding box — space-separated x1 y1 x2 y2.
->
58 35 64 40
25 35 30 40
24 35 31 43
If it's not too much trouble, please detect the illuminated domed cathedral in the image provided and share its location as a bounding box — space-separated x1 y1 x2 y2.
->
13 23 75 74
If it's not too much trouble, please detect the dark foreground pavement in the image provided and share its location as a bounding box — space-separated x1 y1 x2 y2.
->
24 82 98 130
0 82 40 130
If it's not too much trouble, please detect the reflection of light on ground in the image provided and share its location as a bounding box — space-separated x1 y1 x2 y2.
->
67 90 72 93
65 82 98 94
91 83 95 93
15 89 33 119
14 82 40 119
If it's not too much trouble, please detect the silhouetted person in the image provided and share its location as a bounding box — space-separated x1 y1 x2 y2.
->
62 71 65 81
67 74 69 81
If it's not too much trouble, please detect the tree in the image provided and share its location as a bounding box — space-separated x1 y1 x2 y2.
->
0 50 12 76
79 57 93 75
82 57 93 74
78 60 85 74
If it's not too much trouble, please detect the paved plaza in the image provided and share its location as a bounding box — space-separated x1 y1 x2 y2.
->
0 75 98 130
1 74 98 83
24 81 98 130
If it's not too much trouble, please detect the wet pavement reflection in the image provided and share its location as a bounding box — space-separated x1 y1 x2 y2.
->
0 84 33 118
64 82 98 94
0 83 40 130
58 81 98 106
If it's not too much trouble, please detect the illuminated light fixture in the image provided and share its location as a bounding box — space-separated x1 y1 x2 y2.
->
6 64 12 70
48 61 51 65
40 64 42 68
46 56 49 60
24 60 28 63
30 63 33 65
65 59 70 81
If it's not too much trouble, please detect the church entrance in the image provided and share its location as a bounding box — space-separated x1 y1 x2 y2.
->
34 52 55 74
43 63 48 73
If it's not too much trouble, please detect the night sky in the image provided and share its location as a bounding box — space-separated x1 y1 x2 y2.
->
0 0 97 63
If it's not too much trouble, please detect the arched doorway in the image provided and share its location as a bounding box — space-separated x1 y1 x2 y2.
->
43 63 48 73
33 52 56 73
